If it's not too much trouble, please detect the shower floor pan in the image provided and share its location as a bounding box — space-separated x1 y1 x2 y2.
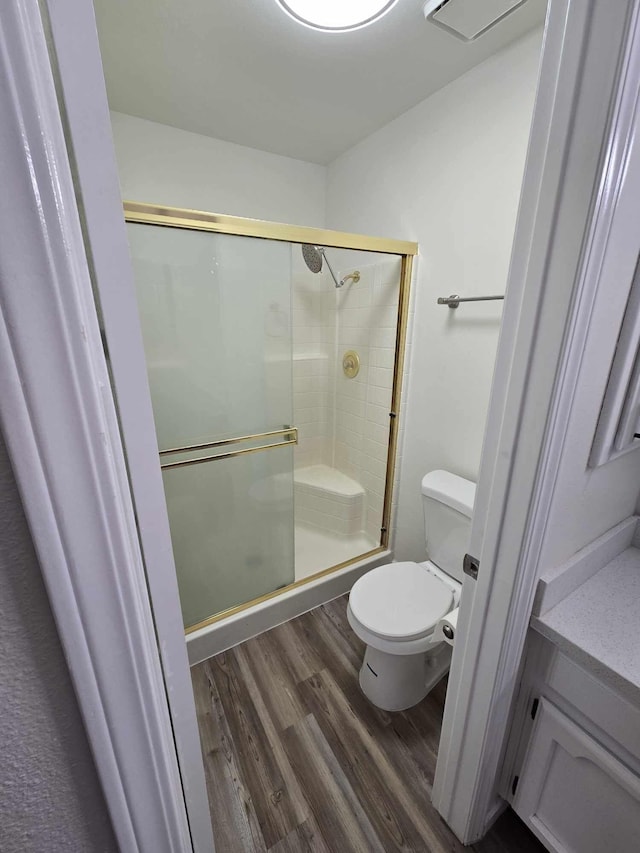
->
295 525 378 581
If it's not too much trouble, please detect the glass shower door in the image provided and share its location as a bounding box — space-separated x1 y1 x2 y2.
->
127 223 295 629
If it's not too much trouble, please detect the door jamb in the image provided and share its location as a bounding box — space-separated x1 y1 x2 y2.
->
41 0 215 849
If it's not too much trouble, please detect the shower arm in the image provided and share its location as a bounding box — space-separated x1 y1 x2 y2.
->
320 248 343 289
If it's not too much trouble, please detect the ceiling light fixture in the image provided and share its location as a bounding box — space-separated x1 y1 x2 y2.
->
276 0 400 33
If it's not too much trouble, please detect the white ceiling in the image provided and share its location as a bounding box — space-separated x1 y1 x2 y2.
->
94 0 547 165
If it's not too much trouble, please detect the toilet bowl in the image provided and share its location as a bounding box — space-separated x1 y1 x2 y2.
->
347 470 475 711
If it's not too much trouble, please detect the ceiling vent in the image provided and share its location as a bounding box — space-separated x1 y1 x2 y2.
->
422 0 528 41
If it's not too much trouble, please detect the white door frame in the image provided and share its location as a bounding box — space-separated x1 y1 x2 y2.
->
0 1 211 851
42 1 215 849
433 0 640 841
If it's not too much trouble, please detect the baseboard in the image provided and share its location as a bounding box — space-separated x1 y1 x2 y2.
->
482 797 508 837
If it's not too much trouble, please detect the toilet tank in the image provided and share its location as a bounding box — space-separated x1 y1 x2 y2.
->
421 470 476 584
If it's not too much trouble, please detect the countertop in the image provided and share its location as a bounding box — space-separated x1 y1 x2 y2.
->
532 546 640 706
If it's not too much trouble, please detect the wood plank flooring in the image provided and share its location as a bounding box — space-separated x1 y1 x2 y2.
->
191 595 545 852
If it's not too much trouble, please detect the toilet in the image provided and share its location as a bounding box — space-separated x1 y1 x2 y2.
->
347 470 475 711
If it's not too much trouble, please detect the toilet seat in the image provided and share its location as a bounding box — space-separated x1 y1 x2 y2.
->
349 561 453 642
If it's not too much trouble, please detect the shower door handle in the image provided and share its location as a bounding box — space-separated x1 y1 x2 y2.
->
159 427 297 470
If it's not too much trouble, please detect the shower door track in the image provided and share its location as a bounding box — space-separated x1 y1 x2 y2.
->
123 201 418 636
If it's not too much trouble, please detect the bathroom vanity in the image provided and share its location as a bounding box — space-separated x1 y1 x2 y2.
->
503 520 640 852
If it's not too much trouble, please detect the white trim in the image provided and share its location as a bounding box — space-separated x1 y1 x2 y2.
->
588 136 640 466
433 0 640 842
0 2 194 851
42 1 215 849
585 0 640 468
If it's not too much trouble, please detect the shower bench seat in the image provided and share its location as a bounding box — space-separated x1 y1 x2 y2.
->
294 464 365 537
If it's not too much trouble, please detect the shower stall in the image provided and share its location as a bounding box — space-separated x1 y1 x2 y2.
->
124 202 416 643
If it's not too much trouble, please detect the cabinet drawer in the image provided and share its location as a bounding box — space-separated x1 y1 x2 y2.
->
546 650 640 763
513 698 640 853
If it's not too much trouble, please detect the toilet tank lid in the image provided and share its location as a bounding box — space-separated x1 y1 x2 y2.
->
421 470 476 518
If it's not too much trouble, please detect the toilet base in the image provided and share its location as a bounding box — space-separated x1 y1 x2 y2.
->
359 643 452 711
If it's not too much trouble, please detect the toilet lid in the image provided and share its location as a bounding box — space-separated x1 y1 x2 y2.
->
349 562 453 641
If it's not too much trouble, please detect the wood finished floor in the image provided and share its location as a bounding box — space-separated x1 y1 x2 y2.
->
191 595 545 852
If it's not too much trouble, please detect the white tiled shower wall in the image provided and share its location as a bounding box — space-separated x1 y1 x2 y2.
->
291 249 334 470
291 251 402 541
334 257 401 542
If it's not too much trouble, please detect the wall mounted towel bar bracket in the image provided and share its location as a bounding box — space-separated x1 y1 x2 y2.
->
437 293 505 309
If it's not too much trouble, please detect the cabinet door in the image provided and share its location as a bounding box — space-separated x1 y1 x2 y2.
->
513 699 640 852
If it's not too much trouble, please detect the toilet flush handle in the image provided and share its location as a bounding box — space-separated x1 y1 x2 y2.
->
443 625 454 640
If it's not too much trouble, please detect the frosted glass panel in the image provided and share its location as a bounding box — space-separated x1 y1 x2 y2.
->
162 447 295 626
128 224 293 449
127 223 294 627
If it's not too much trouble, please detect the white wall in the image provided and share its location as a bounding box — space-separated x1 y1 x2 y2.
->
326 30 542 561
0 432 117 853
535 329 640 571
110 111 326 226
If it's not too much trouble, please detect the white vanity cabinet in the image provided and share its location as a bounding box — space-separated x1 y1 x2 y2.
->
507 634 640 852
513 698 640 852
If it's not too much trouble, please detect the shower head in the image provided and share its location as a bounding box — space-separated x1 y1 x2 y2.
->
302 243 324 275
300 244 354 289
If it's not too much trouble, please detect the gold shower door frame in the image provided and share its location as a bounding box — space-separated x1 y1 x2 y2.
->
124 201 418 634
